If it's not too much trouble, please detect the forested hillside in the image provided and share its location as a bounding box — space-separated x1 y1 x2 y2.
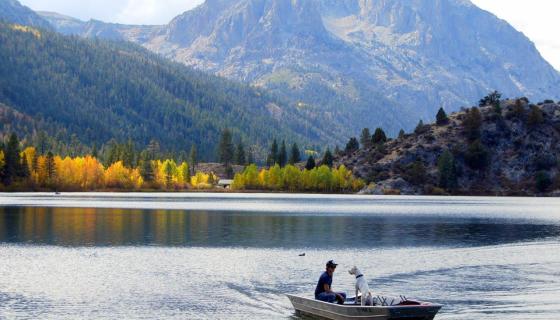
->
0 22 327 160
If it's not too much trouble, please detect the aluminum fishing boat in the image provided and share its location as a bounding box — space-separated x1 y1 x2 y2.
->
287 294 442 320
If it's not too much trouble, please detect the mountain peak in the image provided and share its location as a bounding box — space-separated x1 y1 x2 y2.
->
0 0 52 29
6 0 560 140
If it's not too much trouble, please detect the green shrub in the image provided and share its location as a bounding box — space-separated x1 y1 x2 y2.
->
438 150 457 189
506 99 526 119
527 105 544 127
404 160 427 185
479 91 501 107
534 154 557 170
535 171 552 192
464 140 489 170
463 107 482 140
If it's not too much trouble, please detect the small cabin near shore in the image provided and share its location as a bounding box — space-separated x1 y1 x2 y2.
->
217 179 234 189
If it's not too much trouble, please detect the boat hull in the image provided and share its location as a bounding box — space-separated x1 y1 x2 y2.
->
287 295 442 320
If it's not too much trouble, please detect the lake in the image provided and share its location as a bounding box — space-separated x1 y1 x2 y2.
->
1 193 559 319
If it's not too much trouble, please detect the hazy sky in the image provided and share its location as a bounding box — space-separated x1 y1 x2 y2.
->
19 0 560 70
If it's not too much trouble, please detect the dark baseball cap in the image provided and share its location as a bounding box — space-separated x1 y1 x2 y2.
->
326 260 338 268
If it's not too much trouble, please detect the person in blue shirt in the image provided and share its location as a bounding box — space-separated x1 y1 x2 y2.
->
315 260 346 304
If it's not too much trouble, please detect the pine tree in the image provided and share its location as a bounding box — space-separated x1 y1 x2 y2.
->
234 142 246 165
91 143 98 159
189 144 198 174
247 148 255 165
360 128 371 149
289 143 301 164
334 145 341 156
345 137 359 154
218 128 234 167
146 139 160 160
398 129 405 139
267 139 278 167
163 161 174 188
31 152 38 173
3 133 22 184
278 141 287 167
106 140 119 166
322 149 334 168
436 107 449 125
372 128 387 144
20 156 30 179
415 120 426 134
438 150 457 190
139 152 154 183
463 107 482 140
45 151 56 183
36 131 49 155
122 139 135 168
305 156 316 170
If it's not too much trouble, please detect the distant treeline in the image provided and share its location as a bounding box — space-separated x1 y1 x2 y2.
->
0 133 363 193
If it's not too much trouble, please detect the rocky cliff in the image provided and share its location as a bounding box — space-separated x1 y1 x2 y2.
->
338 98 560 196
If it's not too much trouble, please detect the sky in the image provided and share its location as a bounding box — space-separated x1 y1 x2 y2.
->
19 0 560 70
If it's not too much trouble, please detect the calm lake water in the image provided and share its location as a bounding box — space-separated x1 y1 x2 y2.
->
1 193 559 319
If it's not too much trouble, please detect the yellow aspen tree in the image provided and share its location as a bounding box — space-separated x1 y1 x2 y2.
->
282 164 301 192
232 173 245 190
191 171 207 189
268 164 282 190
105 161 133 189
177 162 190 188
316 165 333 192
153 160 166 188
243 164 259 189
35 155 47 186
129 168 144 190
82 156 105 190
161 159 178 188
258 168 268 189
302 169 313 191
20 147 36 175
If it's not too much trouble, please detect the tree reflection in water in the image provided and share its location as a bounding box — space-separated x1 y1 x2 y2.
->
1 206 559 248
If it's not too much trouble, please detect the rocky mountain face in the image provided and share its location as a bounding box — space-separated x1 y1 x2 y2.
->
36 0 560 139
0 0 51 29
337 98 560 196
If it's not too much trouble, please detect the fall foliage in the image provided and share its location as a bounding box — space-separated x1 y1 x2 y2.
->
232 164 365 193
0 146 219 191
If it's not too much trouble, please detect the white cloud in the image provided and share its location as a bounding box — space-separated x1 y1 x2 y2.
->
115 0 205 25
19 0 204 24
471 0 560 71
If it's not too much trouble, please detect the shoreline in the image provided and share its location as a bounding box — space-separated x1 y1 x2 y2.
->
0 188 557 197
